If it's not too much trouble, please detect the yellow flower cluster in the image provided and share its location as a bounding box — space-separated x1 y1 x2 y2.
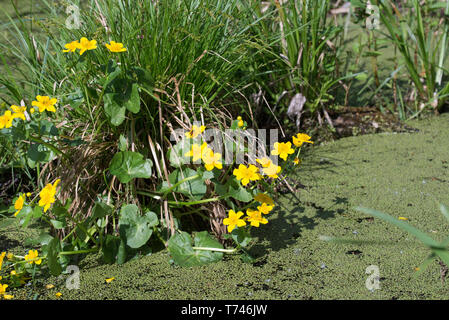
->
32 95 58 113
224 133 312 231
184 126 223 171
237 116 244 128
0 104 32 129
232 158 281 186
0 95 58 129
232 133 312 185
24 250 42 265
14 193 27 217
13 179 60 218
38 179 61 213
233 164 261 186
271 132 313 164
0 252 13 300
63 38 127 55
223 193 274 232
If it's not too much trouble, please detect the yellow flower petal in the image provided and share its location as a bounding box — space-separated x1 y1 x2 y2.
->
105 277 115 283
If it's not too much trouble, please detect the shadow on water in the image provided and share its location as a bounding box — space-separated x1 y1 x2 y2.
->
247 193 350 259
0 234 22 251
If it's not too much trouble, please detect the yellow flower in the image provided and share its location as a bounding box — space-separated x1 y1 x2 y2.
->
0 252 5 271
14 194 25 217
10 270 16 276
10 105 26 121
246 209 268 227
55 292 62 298
202 150 222 171
46 284 55 289
78 37 97 55
105 277 115 283
185 125 206 139
223 210 246 233
254 193 274 206
24 249 42 265
256 157 271 167
0 111 14 129
271 142 294 161
184 142 211 162
30 108 35 114
31 95 57 113
292 133 313 147
38 179 61 212
233 164 261 186
237 116 244 128
6 253 14 261
26 192 32 197
62 40 80 53
257 203 274 214
261 160 281 179
105 41 127 53
293 157 301 166
398 217 408 221
0 283 12 299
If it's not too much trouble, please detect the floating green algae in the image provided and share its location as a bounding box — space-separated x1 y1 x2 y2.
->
3 114 449 300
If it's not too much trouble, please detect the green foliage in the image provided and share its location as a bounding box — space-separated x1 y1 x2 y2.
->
167 231 224 267
366 0 449 114
118 204 158 249
109 151 153 183
239 0 355 125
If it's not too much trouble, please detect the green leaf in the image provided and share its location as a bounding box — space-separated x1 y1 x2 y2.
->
168 139 191 168
109 151 153 183
30 120 59 136
101 235 120 264
129 66 154 87
433 248 449 266
91 202 113 220
197 167 214 181
167 231 223 267
363 51 383 57
240 249 256 264
32 206 42 218
103 60 122 88
228 180 253 202
117 237 127 265
355 207 441 248
47 237 62 276
17 206 33 228
214 182 228 197
230 227 252 247
52 205 68 217
166 168 206 200
119 205 158 249
193 231 224 263
27 143 54 166
23 233 53 247
124 82 140 114
50 219 66 229
118 134 128 152
104 93 126 126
